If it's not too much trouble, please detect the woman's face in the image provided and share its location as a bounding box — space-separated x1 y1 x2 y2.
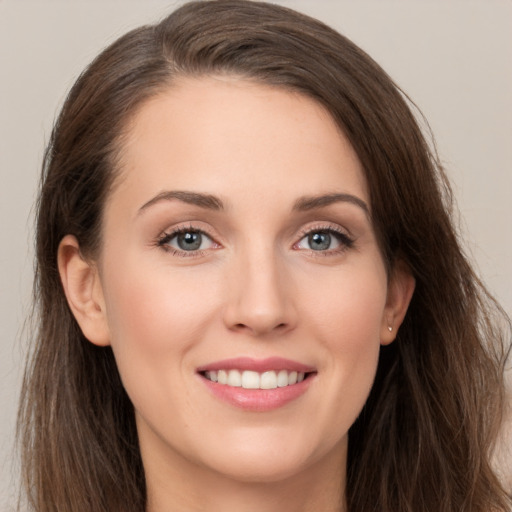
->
82 77 411 485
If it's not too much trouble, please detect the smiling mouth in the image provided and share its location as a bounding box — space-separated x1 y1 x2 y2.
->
201 369 314 390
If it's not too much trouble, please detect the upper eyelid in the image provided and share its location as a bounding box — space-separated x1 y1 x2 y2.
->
294 223 355 250
296 221 353 239
158 223 217 239
155 225 217 251
156 226 219 258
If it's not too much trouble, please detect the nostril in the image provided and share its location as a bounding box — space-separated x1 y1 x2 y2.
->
231 321 289 335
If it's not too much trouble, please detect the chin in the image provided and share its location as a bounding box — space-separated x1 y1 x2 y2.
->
208 454 312 484
194 430 346 485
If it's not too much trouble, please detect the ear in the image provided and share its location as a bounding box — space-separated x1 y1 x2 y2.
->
380 260 415 345
57 234 110 346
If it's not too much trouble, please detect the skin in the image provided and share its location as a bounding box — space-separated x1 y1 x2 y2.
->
59 77 414 512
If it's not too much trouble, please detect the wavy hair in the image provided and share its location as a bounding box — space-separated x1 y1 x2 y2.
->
19 1 511 510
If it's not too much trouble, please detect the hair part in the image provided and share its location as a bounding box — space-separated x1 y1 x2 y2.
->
19 1 511 511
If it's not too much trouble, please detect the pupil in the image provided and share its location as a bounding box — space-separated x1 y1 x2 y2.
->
178 232 202 251
309 232 331 251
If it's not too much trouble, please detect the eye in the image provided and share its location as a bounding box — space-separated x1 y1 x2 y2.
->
158 228 216 253
295 228 354 252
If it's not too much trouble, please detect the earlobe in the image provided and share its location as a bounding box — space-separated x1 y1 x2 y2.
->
381 261 415 345
57 235 110 346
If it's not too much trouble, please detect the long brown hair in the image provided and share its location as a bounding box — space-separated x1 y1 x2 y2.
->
19 1 511 510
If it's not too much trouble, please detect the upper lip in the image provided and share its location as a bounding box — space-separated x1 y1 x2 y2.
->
196 357 316 374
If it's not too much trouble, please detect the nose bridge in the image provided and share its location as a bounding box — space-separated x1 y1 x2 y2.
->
223 238 295 336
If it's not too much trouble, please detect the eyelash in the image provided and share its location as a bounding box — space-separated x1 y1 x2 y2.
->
156 224 218 258
155 223 355 258
295 224 355 255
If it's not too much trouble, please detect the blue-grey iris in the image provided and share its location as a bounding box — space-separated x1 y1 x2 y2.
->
309 232 331 251
177 232 202 251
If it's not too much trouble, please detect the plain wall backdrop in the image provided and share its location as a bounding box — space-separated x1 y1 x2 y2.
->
1 0 511 509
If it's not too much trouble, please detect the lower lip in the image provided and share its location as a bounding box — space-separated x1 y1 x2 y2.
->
200 374 314 412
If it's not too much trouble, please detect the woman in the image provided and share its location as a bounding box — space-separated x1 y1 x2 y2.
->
18 1 510 511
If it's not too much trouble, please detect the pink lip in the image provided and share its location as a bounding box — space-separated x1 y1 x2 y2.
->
196 357 316 412
196 356 316 373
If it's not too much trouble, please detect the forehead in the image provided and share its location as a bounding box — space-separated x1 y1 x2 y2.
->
110 76 368 215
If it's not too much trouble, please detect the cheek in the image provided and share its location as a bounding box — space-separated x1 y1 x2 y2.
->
99 256 222 404
305 263 388 351
103 259 215 347
331 273 386 380
302 265 387 433
99 260 223 431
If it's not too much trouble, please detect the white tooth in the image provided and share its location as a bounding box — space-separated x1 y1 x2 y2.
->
288 371 298 385
277 370 289 387
227 369 242 387
297 372 305 383
209 371 218 382
218 369 228 385
241 370 260 389
260 371 278 389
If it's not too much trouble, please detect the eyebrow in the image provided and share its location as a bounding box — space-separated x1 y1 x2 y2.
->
138 190 369 217
138 190 224 213
293 193 369 216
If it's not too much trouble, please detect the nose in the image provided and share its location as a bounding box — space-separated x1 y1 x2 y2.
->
222 245 297 337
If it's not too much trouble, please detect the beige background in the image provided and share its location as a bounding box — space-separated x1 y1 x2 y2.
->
1 0 510 508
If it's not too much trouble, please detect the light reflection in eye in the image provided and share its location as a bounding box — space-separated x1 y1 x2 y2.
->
295 229 354 252
158 229 216 252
